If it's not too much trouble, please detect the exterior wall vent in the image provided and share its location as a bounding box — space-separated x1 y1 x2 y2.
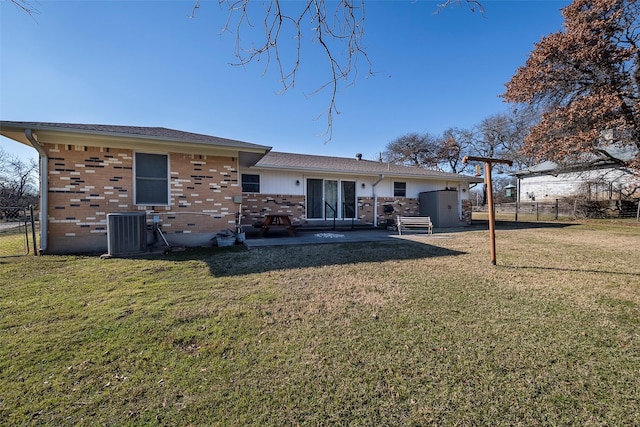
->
107 212 147 256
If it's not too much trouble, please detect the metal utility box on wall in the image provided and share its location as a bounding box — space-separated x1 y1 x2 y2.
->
107 212 147 256
419 190 461 228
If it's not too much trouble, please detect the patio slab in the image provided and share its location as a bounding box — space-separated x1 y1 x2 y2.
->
243 228 451 249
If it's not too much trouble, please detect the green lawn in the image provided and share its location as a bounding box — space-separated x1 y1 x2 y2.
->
1 221 639 425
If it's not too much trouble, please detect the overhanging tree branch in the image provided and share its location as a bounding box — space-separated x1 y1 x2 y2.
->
194 0 482 140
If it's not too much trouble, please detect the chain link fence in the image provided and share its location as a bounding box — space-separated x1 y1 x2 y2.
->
0 206 39 257
473 198 640 222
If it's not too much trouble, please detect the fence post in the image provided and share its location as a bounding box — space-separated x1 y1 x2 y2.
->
555 199 559 220
30 205 38 256
536 202 539 221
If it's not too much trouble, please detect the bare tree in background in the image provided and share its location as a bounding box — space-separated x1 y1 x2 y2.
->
471 107 539 171
0 148 38 208
383 128 475 173
383 132 442 169
439 127 474 173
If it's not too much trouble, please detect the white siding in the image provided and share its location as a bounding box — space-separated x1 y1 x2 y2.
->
518 168 635 202
258 170 304 195
255 170 474 201
372 178 471 199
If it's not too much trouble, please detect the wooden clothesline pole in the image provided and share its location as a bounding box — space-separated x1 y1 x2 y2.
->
463 156 513 265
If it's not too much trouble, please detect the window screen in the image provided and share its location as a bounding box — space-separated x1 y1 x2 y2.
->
394 182 407 197
241 174 260 193
135 153 169 205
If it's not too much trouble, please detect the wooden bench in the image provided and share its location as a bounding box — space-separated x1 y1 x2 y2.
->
396 216 433 235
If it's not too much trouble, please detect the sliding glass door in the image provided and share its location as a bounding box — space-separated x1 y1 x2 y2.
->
341 181 356 219
307 179 324 219
306 179 356 220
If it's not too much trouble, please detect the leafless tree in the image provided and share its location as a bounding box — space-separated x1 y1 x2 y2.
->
383 132 441 169
470 107 539 171
383 127 476 173
438 127 474 173
0 148 38 208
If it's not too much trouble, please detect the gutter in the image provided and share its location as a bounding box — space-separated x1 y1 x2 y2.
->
372 174 384 228
25 129 47 254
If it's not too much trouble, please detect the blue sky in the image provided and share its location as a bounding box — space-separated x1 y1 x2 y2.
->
1 0 570 163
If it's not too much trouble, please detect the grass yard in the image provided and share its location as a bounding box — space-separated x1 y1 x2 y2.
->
0 224 34 257
1 221 639 425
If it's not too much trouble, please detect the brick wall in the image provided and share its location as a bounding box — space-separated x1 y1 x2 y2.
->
241 194 422 226
241 194 306 225
358 197 420 225
44 143 240 253
461 199 472 224
238 194 471 229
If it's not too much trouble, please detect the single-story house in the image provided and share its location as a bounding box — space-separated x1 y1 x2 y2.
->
511 146 639 203
240 151 482 228
1 121 482 254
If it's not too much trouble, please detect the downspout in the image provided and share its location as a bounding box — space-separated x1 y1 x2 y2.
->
25 129 47 254
372 174 384 227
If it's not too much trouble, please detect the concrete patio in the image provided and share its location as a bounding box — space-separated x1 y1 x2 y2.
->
242 228 457 249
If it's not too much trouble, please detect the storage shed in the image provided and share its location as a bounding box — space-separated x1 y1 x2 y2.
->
419 190 466 228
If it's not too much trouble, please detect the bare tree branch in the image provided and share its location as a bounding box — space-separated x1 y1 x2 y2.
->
8 0 38 16
214 0 371 141
191 0 482 140
436 0 484 14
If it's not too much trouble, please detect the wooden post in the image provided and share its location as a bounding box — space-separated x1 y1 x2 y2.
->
484 162 497 265
463 156 513 265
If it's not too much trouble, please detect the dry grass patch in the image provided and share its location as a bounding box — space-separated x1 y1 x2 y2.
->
1 221 639 425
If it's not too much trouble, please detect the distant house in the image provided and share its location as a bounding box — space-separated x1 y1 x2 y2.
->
511 146 639 203
240 151 482 228
1 121 482 254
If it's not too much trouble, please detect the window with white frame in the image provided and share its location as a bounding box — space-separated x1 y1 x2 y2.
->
135 152 169 205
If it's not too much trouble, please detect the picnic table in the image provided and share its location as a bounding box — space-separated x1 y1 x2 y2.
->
258 214 297 237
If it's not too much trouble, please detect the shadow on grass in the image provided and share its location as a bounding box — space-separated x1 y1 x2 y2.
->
469 220 580 231
500 264 640 277
193 240 467 277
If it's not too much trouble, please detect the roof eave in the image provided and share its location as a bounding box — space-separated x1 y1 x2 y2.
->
1 121 271 152
1 122 271 158
252 164 483 182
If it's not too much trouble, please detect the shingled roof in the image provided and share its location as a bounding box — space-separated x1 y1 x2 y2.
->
254 152 482 182
512 145 638 177
0 121 271 151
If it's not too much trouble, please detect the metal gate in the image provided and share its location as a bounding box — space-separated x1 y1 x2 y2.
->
0 206 38 257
